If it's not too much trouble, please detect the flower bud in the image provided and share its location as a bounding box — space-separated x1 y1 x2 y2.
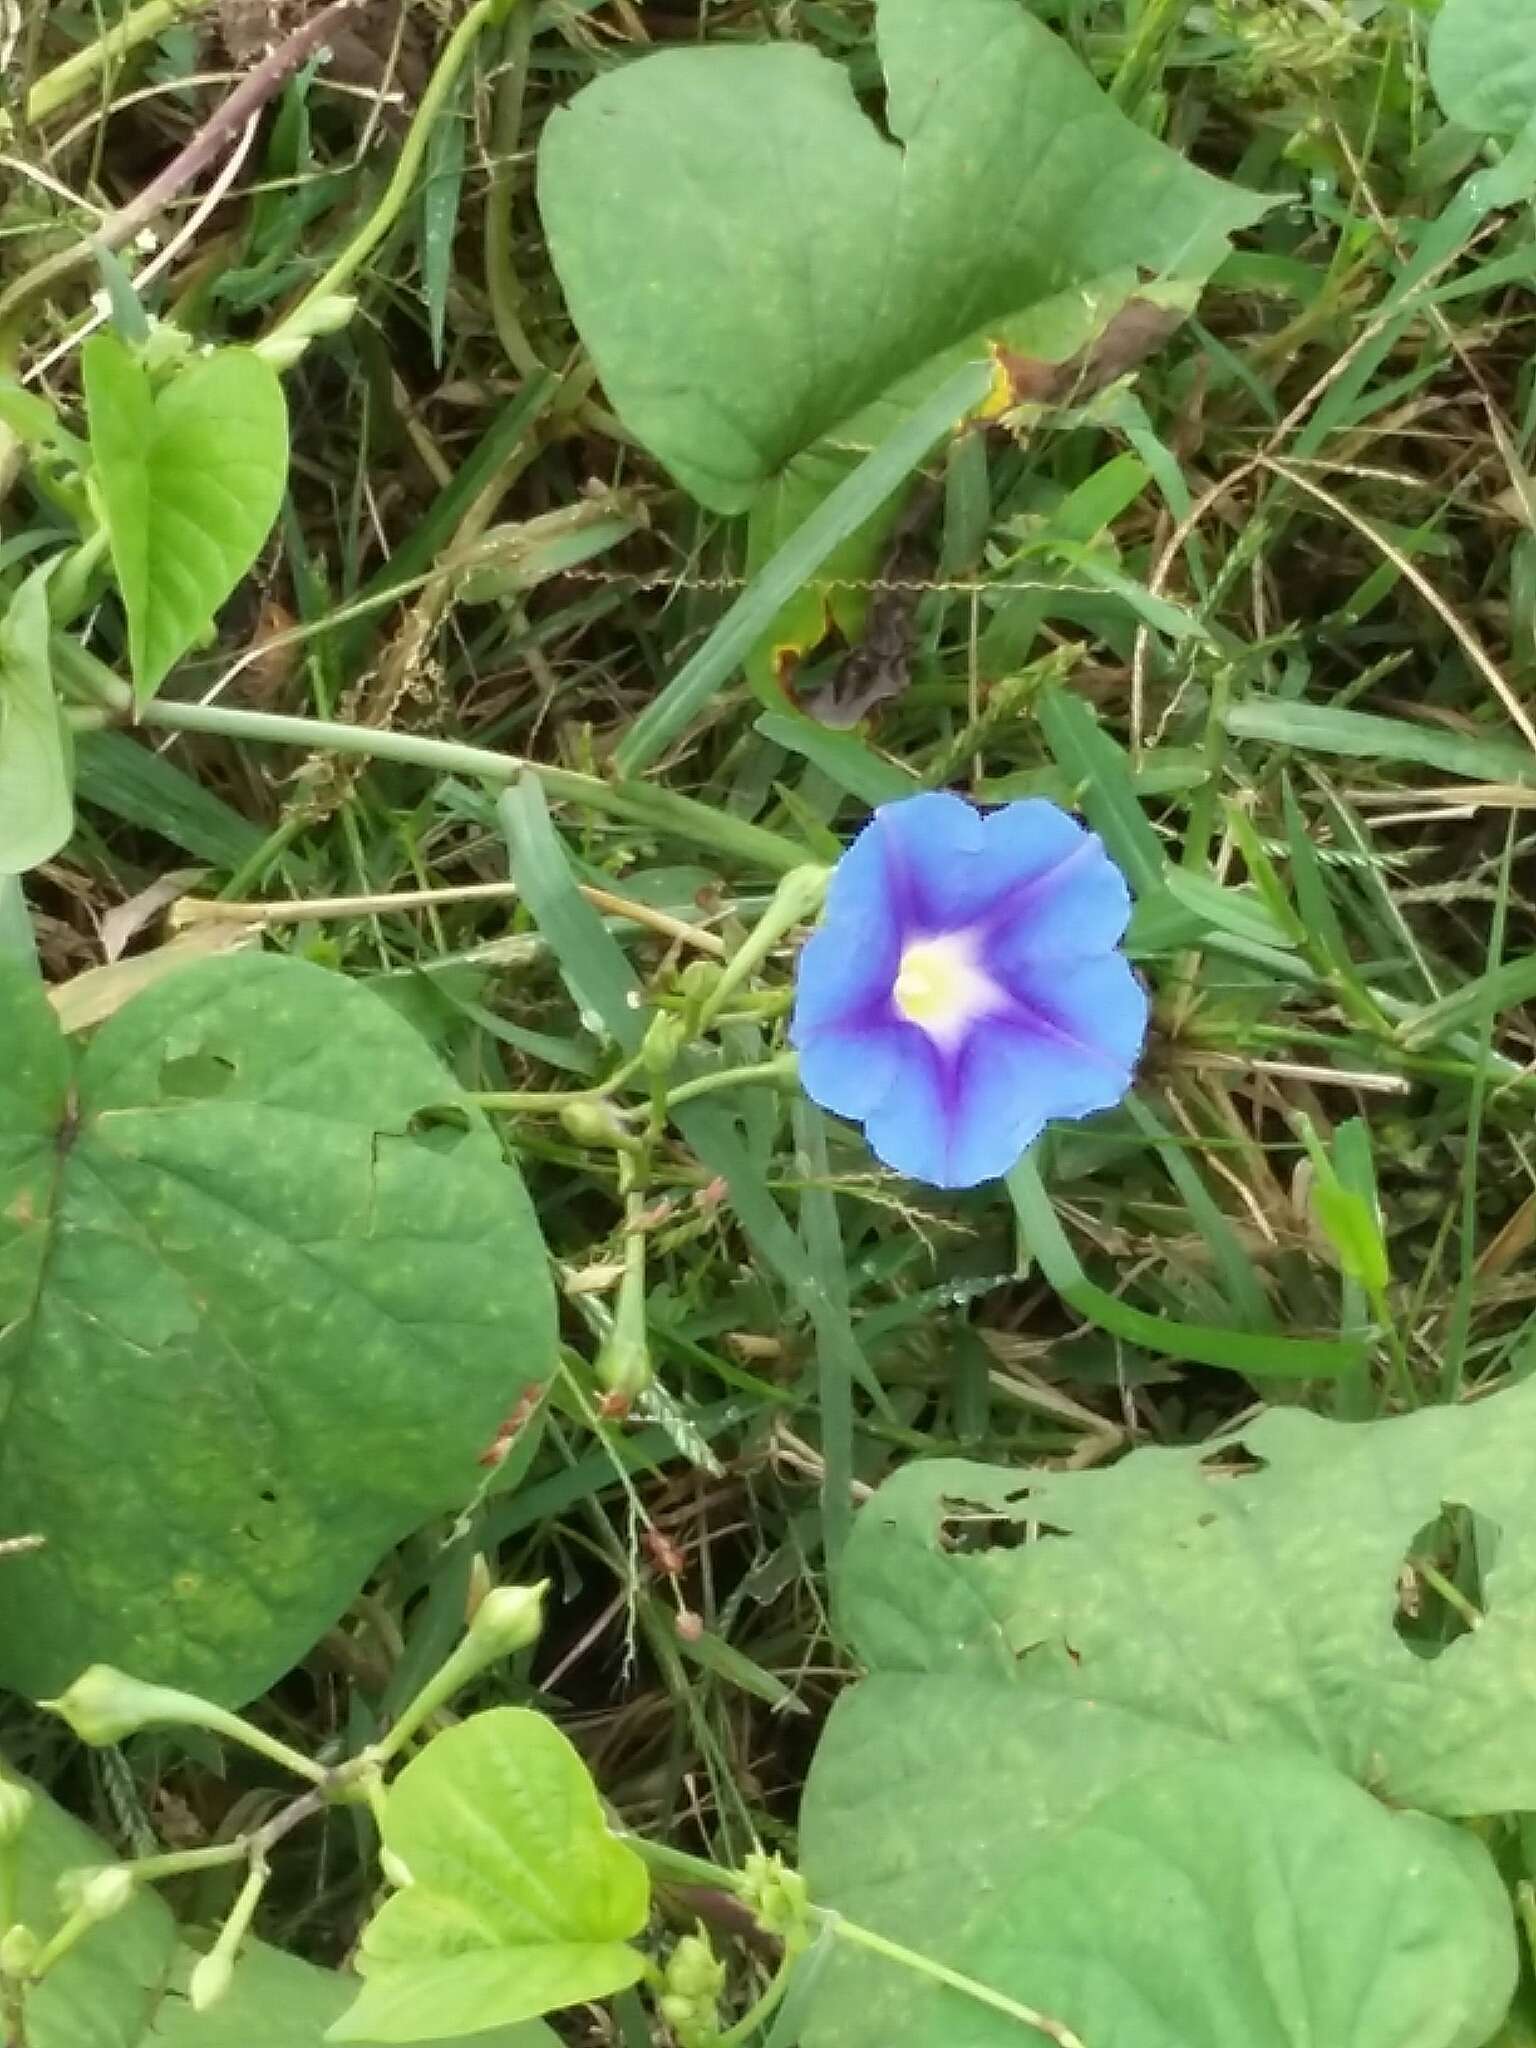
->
667 1931 723 2002
658 1993 696 2029
467 1582 548 1659
595 1324 652 1407
0 1779 33 1847
742 1850 809 1937
188 1948 234 2013
380 1847 414 1890
678 960 722 1007
0 1925 38 1979
559 1100 638 1151
72 1867 134 1924
641 1011 688 1076
43 1665 205 1746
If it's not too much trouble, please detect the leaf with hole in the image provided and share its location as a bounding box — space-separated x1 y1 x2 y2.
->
800 1383 1536 2046
0 949 555 1704
537 0 1269 514
0 562 73 875
331 1708 649 2042
83 336 288 701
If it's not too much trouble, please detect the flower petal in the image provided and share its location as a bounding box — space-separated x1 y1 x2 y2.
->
795 1017 906 1124
1000 953 1150 1114
789 824 904 1034
978 807 1132 961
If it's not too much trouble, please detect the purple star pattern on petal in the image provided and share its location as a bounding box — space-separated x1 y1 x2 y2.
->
790 792 1147 1189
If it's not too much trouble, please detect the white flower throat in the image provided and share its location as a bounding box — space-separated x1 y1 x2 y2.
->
890 930 1005 1050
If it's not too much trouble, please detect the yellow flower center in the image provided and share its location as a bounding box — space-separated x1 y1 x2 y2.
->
891 932 1002 1048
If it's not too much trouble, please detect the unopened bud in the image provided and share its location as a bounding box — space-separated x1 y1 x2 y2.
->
467 1582 548 1659
380 1847 414 1889
595 1325 652 1406
678 960 722 1006
0 1780 33 1847
559 1100 638 1151
0 1924 38 1978
641 1011 688 1076
74 1867 134 1924
659 1993 695 2029
667 1931 724 2002
188 1948 234 2013
742 1850 809 1937
43 1665 205 1746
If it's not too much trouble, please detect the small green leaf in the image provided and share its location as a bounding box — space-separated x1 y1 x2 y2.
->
154 1941 557 2048
0 950 555 1703
1430 0 1536 135
331 1709 649 2042
0 564 74 875
83 336 288 700
538 0 1268 512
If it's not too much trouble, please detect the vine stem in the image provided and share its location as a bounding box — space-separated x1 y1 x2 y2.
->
56 646 805 875
7 0 218 135
266 0 519 352
0 0 369 359
824 1915 1089 2048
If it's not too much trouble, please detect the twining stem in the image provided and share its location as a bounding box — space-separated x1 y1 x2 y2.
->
56 648 805 874
267 0 517 352
0 0 369 359
10 0 218 134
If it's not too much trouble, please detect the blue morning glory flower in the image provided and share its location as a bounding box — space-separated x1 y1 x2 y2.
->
790 792 1147 1189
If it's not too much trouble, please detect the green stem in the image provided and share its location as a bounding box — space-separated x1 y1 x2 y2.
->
624 1837 751 1896
696 869 828 1032
55 645 803 873
661 1053 799 1111
13 0 216 132
267 0 515 352
711 1941 804 2048
826 1914 1087 2047
127 1840 249 1884
483 10 547 380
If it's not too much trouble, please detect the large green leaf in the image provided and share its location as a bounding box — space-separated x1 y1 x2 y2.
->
1430 0 1536 135
83 336 288 701
537 0 1269 513
0 564 73 875
814 1748 1513 2048
0 951 555 1703
831 1384 1536 1813
800 1386 1536 2048
332 1709 649 2042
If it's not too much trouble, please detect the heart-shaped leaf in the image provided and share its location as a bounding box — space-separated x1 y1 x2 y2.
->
809 1747 1514 2048
0 563 73 875
537 0 1270 513
155 1942 557 2048
0 1763 554 2048
0 950 554 1704
1430 0 1536 135
332 1709 649 2042
831 1381 1536 1815
83 336 288 700
801 1383 1536 2048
